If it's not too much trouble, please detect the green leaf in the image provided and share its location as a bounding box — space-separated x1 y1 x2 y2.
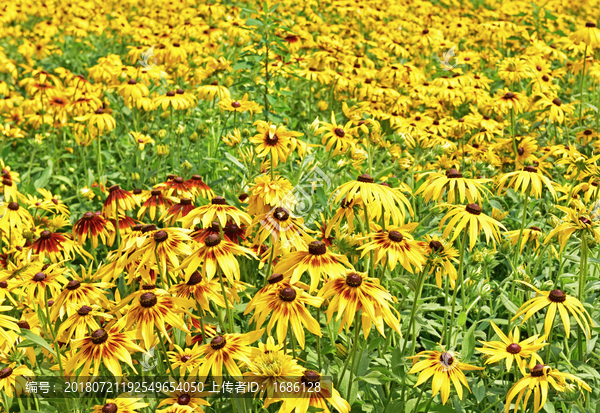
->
34 160 53 190
18 329 57 358
472 380 485 403
500 293 519 315
245 17 262 27
542 401 555 413
461 325 476 360
224 152 248 173
452 396 466 413
458 311 467 326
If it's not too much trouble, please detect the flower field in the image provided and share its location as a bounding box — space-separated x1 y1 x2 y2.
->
1 0 600 412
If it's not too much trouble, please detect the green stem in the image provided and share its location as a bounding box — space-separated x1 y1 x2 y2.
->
447 228 468 349
158 335 177 378
401 266 429 356
510 196 529 299
346 311 362 402
362 204 375 279
219 273 234 333
578 234 588 361
510 108 517 161
579 45 589 126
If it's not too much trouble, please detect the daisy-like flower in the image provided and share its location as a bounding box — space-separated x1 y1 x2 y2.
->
497 165 557 200
169 270 228 315
244 336 305 408
103 185 139 219
512 282 593 339
130 131 155 150
505 226 543 253
359 225 427 273
249 121 304 167
181 196 252 229
545 204 600 251
423 235 459 289
92 395 149 413
72 211 115 248
407 349 484 405
249 206 313 253
577 128 598 146
415 168 492 204
477 322 545 374
0 363 34 398
325 197 361 238
114 289 195 350
334 174 412 226
29 230 70 262
316 112 356 156
185 175 215 200
0 201 34 233
137 189 176 221
274 241 354 293
157 378 211 412
439 203 506 250
49 268 111 320
319 270 401 338
153 90 193 111
246 175 296 216
56 303 113 341
117 78 150 102
167 343 204 377
218 93 260 114
16 263 68 305
248 283 323 349
570 21 600 48
0 301 20 348
505 361 591 413
75 107 116 135
191 329 264 385
279 370 350 413
66 325 145 377
157 176 194 198
495 89 527 115
178 234 257 284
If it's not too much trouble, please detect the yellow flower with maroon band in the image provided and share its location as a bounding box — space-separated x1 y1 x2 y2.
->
407 350 484 405
170 270 228 316
0 363 34 398
192 329 264 385
56 303 113 341
50 267 111 320
505 361 591 413
29 230 70 262
334 173 412 226
423 235 459 289
160 198 196 226
439 203 506 250
17 262 68 305
274 240 354 293
248 283 322 349
477 322 545 374
103 184 139 219
246 175 296 216
178 234 257 284
157 376 211 412
359 225 427 273
218 93 260 114
250 121 304 167
279 370 350 413
166 343 205 377
92 396 149 413
512 282 593 339
415 168 492 204
319 271 401 339
249 206 313 254
66 325 145 378
137 188 177 221
185 175 215 200
182 196 252 229
72 211 115 248
114 289 195 350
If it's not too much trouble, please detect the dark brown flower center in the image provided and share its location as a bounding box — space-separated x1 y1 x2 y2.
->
95 108 105 114
506 343 522 354
446 168 462 178
552 98 562 106
388 230 404 242
181 355 191 362
17 320 31 329
8 202 19 211
504 92 515 99
232 101 241 108
579 216 592 226
518 147 525 156
177 394 191 405
212 196 227 205
268 273 284 284
102 402 118 413
586 22 596 28
167 91 175 97
346 272 362 287
439 352 454 367
33 272 47 282
429 240 444 252
91 329 109 345
109 185 120 193
357 173 374 183
40 230 52 239
78 305 93 316
239 193 249 201
154 230 168 242
0 367 13 379
466 203 482 215
265 133 279 145
548 289 566 303
176 89 184 94
140 292 158 308
205 233 221 247
128 79 137 85
524 165 537 173
0 281 8 288
278 287 297 302
82 211 94 220
531 364 547 377
66 280 81 290
187 271 203 285
142 224 157 233
308 240 326 255
422 29 429 34
301 370 321 384
273 207 290 221
133 188 142 195
584 129 593 135
211 335 226 350
151 189 162 196
530 226 541 232
334 128 345 137
181 198 192 205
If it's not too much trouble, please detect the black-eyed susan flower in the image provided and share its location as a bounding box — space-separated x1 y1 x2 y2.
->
505 361 591 413
192 329 264 384
66 325 145 377
0 301 20 348
167 343 204 377
49 268 111 320
423 235 459 288
17 263 68 305
103 185 139 219
218 93 260 114
249 206 313 253
0 363 34 398
249 283 322 349
56 303 113 341
250 121 304 167
153 90 193 111
415 168 492 204
319 270 401 338
439 203 505 250
407 350 484 405
513 282 593 339
246 175 296 216
545 204 600 251
505 226 543 253
0 201 34 232
181 196 251 229
359 225 427 273
130 131 155 150
72 211 115 248
570 22 600 48
316 112 357 156
75 107 116 135
274 241 353 293
279 370 350 413
185 175 215 200
170 270 227 315
477 322 545 374
91 396 149 413
156 378 211 412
